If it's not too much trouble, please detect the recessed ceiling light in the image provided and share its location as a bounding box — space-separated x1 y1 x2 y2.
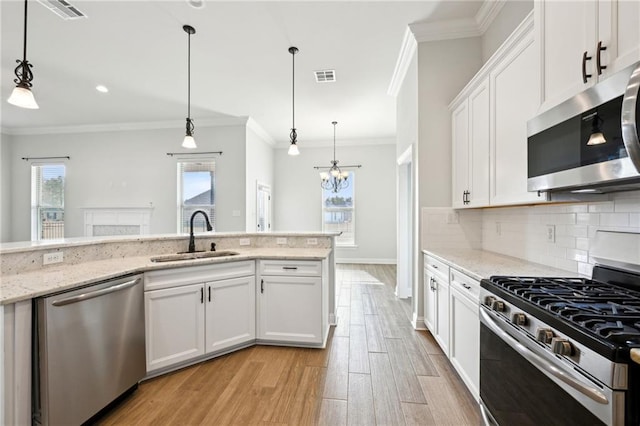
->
187 0 205 9
96 85 109 93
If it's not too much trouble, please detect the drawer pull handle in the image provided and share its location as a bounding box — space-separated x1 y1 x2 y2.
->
462 283 472 290
431 264 438 269
208 286 211 302
261 279 264 294
282 266 298 270
200 287 204 304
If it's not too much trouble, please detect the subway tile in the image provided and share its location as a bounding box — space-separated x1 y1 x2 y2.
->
578 262 594 277
555 258 578 273
588 202 614 213
576 213 599 226
630 213 640 229
566 248 588 263
555 235 576 249
599 213 630 227
575 238 589 251
614 198 640 213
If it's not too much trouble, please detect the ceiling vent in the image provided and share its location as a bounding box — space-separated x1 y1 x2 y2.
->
314 70 336 83
36 0 86 20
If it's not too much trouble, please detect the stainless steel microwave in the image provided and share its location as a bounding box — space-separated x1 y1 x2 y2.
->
527 61 640 193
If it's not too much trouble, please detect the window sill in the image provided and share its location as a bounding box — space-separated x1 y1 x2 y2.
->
336 244 358 249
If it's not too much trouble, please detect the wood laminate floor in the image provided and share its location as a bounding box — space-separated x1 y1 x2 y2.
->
98 264 481 426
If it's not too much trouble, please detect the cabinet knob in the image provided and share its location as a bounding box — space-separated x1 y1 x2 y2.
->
596 41 607 75
582 51 593 83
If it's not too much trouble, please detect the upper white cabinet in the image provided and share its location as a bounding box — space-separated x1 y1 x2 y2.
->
450 12 544 209
451 80 490 209
537 0 640 112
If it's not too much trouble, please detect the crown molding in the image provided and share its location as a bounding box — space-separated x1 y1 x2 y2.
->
387 27 417 97
476 0 506 33
274 137 396 150
409 17 482 43
1 116 250 136
246 117 275 147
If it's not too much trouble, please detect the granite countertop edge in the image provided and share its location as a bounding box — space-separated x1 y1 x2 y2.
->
422 248 578 282
1 247 332 305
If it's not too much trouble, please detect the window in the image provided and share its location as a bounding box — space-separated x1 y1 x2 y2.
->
178 160 216 233
322 171 355 246
31 164 65 241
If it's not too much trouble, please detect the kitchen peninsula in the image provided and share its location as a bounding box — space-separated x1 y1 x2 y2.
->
1 232 337 425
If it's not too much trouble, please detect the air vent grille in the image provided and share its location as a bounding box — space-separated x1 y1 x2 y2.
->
37 0 86 20
314 70 336 83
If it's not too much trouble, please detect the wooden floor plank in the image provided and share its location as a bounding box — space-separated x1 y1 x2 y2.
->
362 291 376 314
349 299 365 325
348 324 370 374
318 399 347 426
338 286 351 307
385 338 427 403
323 336 349 400
364 314 387 353
347 373 376 426
334 306 350 337
402 402 437 425
402 334 439 376
369 352 406 425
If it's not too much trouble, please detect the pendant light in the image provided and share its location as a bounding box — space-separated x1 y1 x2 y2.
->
315 121 361 193
7 0 39 109
288 46 300 156
182 25 197 149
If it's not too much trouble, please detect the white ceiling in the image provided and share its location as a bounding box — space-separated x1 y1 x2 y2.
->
1 0 484 145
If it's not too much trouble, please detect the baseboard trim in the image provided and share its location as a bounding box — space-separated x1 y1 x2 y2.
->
336 258 397 265
412 313 427 330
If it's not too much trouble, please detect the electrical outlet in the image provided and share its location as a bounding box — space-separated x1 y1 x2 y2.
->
546 225 556 243
495 222 502 236
306 238 318 245
239 238 251 246
43 251 64 265
276 237 287 245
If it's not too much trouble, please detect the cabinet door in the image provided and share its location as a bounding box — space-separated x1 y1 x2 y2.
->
434 276 449 356
423 269 436 332
450 287 479 401
145 283 205 372
598 0 640 77
452 100 470 209
257 275 322 344
490 32 545 206
205 276 256 354
468 80 490 207
536 1 598 111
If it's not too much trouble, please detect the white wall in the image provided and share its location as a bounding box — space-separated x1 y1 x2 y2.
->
481 0 533 63
273 143 397 263
1 134 12 242
6 124 247 242
245 125 274 232
396 54 418 158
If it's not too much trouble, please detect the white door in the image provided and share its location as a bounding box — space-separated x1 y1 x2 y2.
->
145 283 205 372
468 80 490 207
423 269 436 333
434 275 450 356
598 0 640 78
257 275 322 344
205 276 256 353
256 182 271 232
450 287 480 400
451 100 470 208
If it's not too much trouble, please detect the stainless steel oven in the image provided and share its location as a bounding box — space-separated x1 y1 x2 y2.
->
527 60 640 193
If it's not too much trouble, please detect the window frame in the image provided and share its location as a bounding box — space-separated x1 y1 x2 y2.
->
31 163 66 241
177 159 216 234
321 170 356 247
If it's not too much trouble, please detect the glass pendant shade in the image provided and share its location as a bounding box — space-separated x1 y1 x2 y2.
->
8 85 38 109
182 135 197 149
288 142 300 156
587 132 607 145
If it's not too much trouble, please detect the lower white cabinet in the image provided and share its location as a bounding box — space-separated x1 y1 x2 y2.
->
423 255 450 356
423 269 436 332
257 260 327 346
449 269 480 401
144 261 255 373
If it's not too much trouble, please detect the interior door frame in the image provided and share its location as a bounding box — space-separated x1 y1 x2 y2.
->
256 181 271 232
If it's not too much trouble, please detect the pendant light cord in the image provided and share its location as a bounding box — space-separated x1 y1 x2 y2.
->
187 30 191 119
22 0 28 62
292 49 295 130
333 122 337 162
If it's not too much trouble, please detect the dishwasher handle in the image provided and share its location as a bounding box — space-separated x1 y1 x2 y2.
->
52 277 141 307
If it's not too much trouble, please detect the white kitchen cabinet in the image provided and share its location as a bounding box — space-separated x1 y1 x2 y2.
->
144 260 256 373
257 260 328 346
145 283 206 372
452 80 490 209
536 0 640 112
449 269 480 401
490 25 545 206
423 255 450 356
205 275 256 353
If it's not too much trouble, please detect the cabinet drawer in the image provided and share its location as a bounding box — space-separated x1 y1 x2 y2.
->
145 260 255 291
425 255 449 281
259 260 322 277
449 268 480 304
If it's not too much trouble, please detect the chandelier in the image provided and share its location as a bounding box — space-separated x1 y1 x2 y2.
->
315 121 361 193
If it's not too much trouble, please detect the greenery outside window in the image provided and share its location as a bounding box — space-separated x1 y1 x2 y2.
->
31 164 65 241
178 160 216 233
322 171 355 246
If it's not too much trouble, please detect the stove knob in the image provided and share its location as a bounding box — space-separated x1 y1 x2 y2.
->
551 338 573 356
512 312 527 326
536 328 554 344
491 300 505 312
484 296 496 307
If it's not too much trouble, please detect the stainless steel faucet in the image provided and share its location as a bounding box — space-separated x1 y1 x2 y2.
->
188 210 213 253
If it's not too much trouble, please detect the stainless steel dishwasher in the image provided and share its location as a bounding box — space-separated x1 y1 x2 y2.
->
33 274 146 425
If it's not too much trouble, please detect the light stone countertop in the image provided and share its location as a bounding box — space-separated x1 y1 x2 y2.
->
423 248 577 282
0 247 332 305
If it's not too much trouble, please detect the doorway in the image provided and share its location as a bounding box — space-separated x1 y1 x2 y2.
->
396 146 413 299
256 182 271 232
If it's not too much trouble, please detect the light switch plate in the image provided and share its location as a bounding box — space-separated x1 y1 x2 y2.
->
43 251 64 265
239 238 251 246
276 237 287 245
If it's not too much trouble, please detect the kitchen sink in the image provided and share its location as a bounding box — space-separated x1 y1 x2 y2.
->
150 251 239 263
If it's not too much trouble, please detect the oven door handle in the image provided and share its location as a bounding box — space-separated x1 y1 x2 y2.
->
480 307 609 405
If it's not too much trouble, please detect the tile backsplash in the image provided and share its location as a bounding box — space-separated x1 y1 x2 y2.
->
422 190 640 276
